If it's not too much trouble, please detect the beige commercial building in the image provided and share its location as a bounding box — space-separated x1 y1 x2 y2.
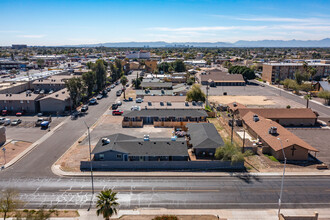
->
262 62 330 83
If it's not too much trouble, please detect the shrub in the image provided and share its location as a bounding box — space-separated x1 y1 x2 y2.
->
153 215 178 220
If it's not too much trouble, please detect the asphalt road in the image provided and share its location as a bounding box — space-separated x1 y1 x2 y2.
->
0 176 329 209
0 76 134 179
253 81 330 117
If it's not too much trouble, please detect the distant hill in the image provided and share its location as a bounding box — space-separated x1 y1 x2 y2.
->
62 38 330 48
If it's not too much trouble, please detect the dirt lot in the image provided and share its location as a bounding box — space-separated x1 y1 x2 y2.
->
0 141 31 166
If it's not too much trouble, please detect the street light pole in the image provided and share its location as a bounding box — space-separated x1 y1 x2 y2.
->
2 147 6 166
277 138 287 217
84 121 94 211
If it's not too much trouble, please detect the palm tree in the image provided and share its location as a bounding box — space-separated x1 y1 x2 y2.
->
96 189 119 220
306 67 317 108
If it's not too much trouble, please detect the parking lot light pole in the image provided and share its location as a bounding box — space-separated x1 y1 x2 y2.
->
84 121 94 211
277 137 287 217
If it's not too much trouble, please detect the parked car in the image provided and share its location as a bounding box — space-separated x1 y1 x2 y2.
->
11 119 22 126
37 112 43 117
102 90 108 96
116 90 122 96
0 117 6 125
96 94 103 100
3 119 11 126
35 118 46 127
81 105 88 112
106 87 111 92
128 97 133 101
40 121 50 129
112 110 123 115
1 110 8 116
110 85 115 89
136 98 143 103
89 98 97 105
131 106 141 111
115 81 119 85
116 101 122 106
111 103 118 110
16 112 23 116
126 84 129 87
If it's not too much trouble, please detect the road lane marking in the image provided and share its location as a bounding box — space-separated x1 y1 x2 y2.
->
59 189 220 192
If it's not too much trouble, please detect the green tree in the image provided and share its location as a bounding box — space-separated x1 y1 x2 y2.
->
0 189 21 220
120 76 128 99
318 90 330 105
228 66 255 80
94 60 107 91
36 59 45 68
186 84 206 102
82 71 96 97
215 141 252 163
172 60 186 72
223 61 232 69
65 77 85 107
131 77 142 89
96 189 119 220
294 70 309 85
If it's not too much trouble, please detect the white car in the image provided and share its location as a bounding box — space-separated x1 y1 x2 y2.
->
131 106 141 111
136 98 143 103
0 117 6 124
3 119 11 126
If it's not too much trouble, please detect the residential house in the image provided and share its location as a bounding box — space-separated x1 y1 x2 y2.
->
122 109 208 127
92 133 188 162
237 108 318 126
186 123 224 158
242 111 318 161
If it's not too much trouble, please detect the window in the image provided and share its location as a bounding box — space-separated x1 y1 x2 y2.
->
20 100 24 104
27 100 30 104
99 154 104 160
116 154 122 159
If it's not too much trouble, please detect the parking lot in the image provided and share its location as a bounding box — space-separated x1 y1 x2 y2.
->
289 128 330 166
3 116 66 143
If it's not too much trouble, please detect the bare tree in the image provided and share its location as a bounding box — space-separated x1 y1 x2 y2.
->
0 189 22 220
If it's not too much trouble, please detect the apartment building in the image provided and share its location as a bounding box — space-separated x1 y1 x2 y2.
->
262 62 330 83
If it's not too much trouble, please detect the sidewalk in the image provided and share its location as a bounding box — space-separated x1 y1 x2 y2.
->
52 163 330 177
31 208 330 220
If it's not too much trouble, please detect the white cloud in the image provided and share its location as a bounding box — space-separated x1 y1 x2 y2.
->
149 26 268 32
18 35 46 38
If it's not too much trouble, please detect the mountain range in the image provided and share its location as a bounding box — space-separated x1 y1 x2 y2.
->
63 38 330 48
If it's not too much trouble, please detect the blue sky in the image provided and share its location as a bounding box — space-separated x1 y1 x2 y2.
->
1 0 330 46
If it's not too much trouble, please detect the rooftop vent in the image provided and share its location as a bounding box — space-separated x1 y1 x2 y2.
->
233 102 237 107
268 126 278 135
101 138 110 145
253 114 259 122
55 94 59 97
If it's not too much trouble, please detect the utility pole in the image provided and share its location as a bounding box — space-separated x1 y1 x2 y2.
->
277 138 287 217
242 129 246 153
206 83 209 106
231 113 234 144
84 121 94 211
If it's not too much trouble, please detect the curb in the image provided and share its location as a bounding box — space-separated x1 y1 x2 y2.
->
2 118 68 169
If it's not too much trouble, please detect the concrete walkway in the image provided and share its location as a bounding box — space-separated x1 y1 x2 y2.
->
10 208 329 220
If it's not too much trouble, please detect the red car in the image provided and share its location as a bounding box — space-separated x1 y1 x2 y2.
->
16 112 23 116
112 110 123 115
